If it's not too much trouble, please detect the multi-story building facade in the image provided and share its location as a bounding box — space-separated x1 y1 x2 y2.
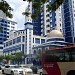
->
0 10 17 55
25 2 41 36
41 1 63 36
26 0 75 44
26 1 63 37
3 0 75 64
62 0 75 44
3 21 46 64
33 30 73 54
3 22 33 55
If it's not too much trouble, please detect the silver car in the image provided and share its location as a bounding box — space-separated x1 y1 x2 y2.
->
19 65 33 75
2 64 24 75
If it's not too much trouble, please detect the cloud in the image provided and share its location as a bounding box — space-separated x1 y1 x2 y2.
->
5 0 28 29
13 4 26 20
10 4 15 10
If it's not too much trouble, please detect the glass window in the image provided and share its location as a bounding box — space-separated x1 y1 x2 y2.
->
6 42 8 46
5 66 10 68
33 38 34 43
45 49 75 62
11 22 15 25
0 47 3 49
22 44 24 53
41 39 45 43
9 40 12 45
35 38 40 44
13 39 16 44
17 36 21 43
22 36 25 42
4 43 5 47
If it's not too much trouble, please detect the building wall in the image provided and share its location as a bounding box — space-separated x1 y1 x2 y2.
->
62 0 75 43
0 18 17 55
25 2 41 36
3 28 46 56
33 35 46 48
3 30 26 55
55 6 63 32
41 1 63 36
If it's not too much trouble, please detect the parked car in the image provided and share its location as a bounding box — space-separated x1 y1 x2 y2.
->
30 66 38 74
37 66 42 75
0 64 5 70
19 64 33 75
2 64 24 75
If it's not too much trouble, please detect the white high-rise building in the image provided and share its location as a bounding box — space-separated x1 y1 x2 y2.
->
41 2 63 36
26 1 63 37
25 0 75 44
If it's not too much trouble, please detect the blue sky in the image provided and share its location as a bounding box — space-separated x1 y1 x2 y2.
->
5 0 28 30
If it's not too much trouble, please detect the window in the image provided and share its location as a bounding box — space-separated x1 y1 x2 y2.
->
8 21 10 24
45 49 75 62
46 14 49 17
22 36 25 42
41 39 45 43
6 42 8 46
46 19 49 22
59 18 61 21
47 30 50 33
74 14 75 17
17 36 21 43
5 66 10 68
0 47 3 49
60 24 61 26
13 39 16 44
11 22 15 25
9 40 12 45
35 38 40 44
4 43 5 47
46 24 50 27
22 44 24 53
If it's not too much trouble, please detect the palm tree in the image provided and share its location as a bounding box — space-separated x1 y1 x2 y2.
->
0 0 13 18
0 55 4 62
14 51 25 64
9 55 15 64
23 0 65 19
4 55 11 64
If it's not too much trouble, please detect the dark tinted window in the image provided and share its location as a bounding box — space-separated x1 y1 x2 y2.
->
45 49 75 62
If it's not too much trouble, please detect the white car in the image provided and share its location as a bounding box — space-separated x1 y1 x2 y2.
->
2 64 24 75
37 66 42 75
19 65 33 75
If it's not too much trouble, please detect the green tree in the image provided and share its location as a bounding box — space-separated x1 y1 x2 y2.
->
9 55 15 64
4 55 11 64
0 55 4 62
0 0 13 18
22 0 65 19
15 52 24 64
3 55 15 64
